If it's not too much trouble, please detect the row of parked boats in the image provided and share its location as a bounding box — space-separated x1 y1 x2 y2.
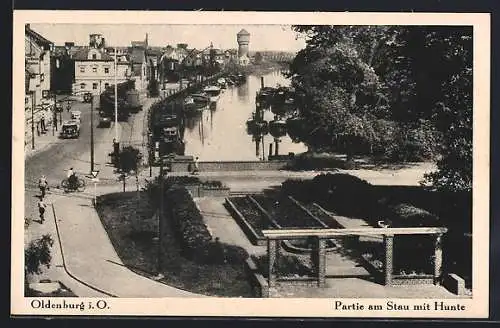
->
247 85 303 142
183 73 246 112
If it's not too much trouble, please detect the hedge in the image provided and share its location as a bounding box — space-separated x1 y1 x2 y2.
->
164 186 248 265
311 173 378 220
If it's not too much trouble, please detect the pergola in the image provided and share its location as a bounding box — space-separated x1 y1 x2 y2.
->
261 226 448 288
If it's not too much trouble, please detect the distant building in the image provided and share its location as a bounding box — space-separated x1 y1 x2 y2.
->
25 24 54 107
128 36 148 90
72 45 130 96
237 29 250 66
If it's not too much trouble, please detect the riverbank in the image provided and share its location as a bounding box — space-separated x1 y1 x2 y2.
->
227 61 289 77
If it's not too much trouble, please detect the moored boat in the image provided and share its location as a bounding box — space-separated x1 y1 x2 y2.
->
202 85 222 102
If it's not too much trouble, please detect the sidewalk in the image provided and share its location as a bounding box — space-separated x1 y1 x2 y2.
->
26 192 112 297
51 187 202 297
24 99 89 160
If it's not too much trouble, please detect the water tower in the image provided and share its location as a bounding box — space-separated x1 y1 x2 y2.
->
89 34 105 49
237 29 250 61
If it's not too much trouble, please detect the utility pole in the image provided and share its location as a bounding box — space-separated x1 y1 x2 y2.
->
114 47 118 142
90 93 95 173
158 163 164 274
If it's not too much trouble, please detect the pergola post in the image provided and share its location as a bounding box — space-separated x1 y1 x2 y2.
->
317 237 326 287
384 235 394 286
267 238 278 288
434 233 443 285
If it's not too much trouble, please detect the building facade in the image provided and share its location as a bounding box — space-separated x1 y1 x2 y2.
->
72 47 131 95
25 24 54 109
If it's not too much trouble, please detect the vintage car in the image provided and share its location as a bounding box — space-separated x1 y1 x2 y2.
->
70 110 82 122
60 120 80 139
98 111 112 128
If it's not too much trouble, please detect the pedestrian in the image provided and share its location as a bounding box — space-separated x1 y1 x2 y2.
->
38 198 47 223
192 156 199 175
40 114 46 133
38 175 48 199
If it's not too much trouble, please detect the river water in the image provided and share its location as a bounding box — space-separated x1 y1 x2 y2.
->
181 70 308 161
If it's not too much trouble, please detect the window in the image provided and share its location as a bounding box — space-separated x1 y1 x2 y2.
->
104 83 109 89
79 66 85 73
92 54 97 60
104 67 110 74
80 83 86 89
92 67 97 73
93 83 98 90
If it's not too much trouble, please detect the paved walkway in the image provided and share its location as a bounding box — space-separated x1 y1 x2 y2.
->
51 187 200 297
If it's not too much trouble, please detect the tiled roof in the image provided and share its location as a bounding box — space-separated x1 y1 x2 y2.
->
25 25 53 48
73 47 114 61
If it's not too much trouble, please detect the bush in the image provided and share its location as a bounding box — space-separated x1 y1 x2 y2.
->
165 187 212 261
252 254 312 278
206 239 249 265
164 176 201 188
290 152 346 170
119 146 142 173
25 234 54 275
202 180 227 189
164 187 249 264
311 173 377 219
281 179 313 202
384 203 440 228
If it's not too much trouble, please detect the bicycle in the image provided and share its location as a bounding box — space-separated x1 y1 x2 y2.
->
61 176 86 192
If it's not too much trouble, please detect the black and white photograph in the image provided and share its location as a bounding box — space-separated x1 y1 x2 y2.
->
12 11 490 318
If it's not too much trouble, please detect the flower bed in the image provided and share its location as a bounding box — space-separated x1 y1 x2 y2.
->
229 196 275 232
252 194 324 228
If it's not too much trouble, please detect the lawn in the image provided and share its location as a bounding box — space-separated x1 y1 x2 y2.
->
96 191 253 297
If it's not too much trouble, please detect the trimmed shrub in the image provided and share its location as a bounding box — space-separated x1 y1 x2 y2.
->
385 203 440 228
281 179 314 202
311 173 377 219
164 186 249 265
382 203 440 275
164 176 201 188
290 152 346 171
202 180 227 189
165 186 212 261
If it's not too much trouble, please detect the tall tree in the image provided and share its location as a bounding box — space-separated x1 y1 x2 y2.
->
289 25 472 190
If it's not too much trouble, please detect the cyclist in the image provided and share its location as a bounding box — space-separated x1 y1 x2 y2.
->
67 167 77 190
38 175 48 198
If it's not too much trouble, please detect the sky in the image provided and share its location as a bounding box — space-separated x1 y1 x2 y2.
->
30 24 307 52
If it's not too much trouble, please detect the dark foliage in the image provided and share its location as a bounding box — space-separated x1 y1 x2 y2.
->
311 173 377 219
252 254 312 278
25 234 54 275
119 146 142 173
164 187 248 265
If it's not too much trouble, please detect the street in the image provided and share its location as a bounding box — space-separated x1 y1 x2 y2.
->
24 92 152 240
